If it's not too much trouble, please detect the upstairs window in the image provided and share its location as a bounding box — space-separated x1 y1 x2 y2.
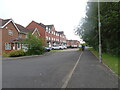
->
46 27 48 32
46 36 48 40
8 30 13 36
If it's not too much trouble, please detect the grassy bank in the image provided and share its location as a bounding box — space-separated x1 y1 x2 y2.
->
88 47 119 77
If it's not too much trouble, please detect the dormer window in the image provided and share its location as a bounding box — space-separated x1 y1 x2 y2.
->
8 30 13 36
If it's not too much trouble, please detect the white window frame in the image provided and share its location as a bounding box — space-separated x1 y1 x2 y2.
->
46 36 48 40
8 30 13 36
5 43 11 50
49 37 50 40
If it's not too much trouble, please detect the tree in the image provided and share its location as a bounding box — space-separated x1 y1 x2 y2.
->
75 2 119 56
22 33 45 55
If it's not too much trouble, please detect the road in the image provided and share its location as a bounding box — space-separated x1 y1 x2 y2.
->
2 49 118 88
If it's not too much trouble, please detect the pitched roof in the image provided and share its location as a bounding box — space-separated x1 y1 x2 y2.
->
0 18 11 27
39 23 46 29
27 28 36 33
57 31 64 34
0 18 20 32
15 23 28 33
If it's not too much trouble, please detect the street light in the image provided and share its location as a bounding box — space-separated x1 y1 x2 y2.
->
98 0 102 63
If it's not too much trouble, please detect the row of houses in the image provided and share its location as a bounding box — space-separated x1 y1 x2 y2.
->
67 40 80 48
0 18 80 54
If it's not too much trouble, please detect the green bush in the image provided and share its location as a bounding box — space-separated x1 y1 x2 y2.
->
2 52 10 57
22 33 45 55
9 50 26 57
26 46 45 55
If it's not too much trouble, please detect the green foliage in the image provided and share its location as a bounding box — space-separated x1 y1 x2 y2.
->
9 50 26 57
75 2 119 56
2 52 10 57
89 48 119 76
22 33 45 55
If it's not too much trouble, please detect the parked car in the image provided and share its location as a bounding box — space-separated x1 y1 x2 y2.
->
52 45 64 50
45 47 51 52
63 45 67 49
52 45 60 50
59 45 64 50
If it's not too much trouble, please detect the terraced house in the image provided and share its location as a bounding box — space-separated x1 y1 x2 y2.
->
67 40 80 48
26 21 67 47
0 18 71 55
45 25 60 47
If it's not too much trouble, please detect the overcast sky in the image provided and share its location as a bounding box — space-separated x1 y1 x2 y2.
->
0 0 88 42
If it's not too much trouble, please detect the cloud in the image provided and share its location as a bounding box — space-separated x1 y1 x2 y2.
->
0 0 88 41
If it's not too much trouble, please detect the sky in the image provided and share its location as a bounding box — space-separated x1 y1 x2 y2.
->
0 0 88 43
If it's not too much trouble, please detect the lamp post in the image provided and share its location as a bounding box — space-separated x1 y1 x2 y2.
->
98 0 102 63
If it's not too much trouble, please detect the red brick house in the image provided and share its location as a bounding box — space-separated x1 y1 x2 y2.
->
45 25 60 47
0 18 41 54
16 24 41 50
57 31 67 46
67 40 80 48
0 18 21 54
26 21 45 40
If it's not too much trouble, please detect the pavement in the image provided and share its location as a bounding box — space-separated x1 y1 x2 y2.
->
2 48 119 88
67 49 118 88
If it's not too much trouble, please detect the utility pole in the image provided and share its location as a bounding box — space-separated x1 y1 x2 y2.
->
98 0 102 63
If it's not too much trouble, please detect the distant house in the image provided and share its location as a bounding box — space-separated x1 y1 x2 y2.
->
45 25 59 47
67 40 80 48
57 31 67 46
16 24 40 38
26 21 45 39
15 24 40 51
0 18 20 54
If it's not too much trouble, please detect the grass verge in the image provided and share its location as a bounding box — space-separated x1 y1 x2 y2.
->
89 47 119 77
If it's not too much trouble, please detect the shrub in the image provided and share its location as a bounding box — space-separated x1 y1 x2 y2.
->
2 52 10 57
22 33 45 55
9 50 26 57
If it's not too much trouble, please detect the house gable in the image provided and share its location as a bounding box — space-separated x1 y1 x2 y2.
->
26 21 46 39
1 19 20 32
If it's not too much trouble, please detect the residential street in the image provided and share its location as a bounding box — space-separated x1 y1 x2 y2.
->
2 49 118 88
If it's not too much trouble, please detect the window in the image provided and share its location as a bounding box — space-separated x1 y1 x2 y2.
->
8 30 13 36
46 27 48 32
49 30 51 33
46 36 48 40
5 43 11 50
